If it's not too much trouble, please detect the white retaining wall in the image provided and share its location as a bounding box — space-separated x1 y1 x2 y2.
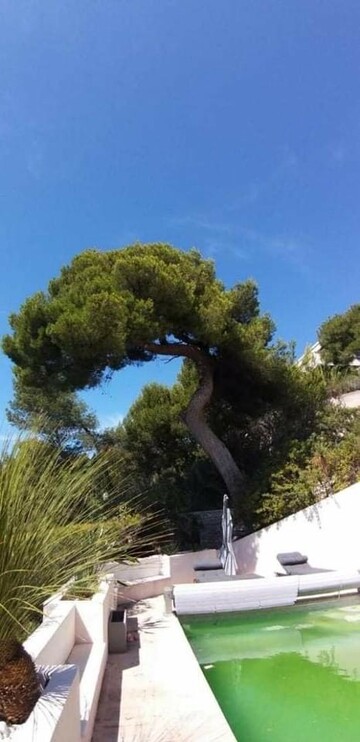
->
233 481 360 577
169 548 218 584
24 603 76 666
17 578 116 742
112 554 172 602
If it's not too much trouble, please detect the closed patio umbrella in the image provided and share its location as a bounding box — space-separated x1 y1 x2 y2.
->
219 494 238 576
219 494 228 568
224 505 237 576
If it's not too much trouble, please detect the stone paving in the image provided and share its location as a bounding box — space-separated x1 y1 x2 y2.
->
92 596 236 742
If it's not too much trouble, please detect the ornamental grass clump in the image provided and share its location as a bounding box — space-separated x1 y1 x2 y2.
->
0 638 40 724
0 434 167 640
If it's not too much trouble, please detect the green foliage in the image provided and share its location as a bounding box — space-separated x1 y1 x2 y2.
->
255 304 360 527
319 304 360 366
2 243 279 504
256 405 360 526
105 371 225 546
318 366 360 397
2 244 272 391
7 377 98 453
0 434 165 640
114 355 327 537
255 439 317 524
123 382 193 474
6 244 355 529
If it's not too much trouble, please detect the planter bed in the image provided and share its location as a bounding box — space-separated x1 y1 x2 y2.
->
7 577 117 742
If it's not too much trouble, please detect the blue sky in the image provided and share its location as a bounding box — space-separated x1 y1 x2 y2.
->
0 0 359 432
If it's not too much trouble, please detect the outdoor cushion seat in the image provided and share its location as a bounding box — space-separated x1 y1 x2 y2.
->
194 560 223 571
277 552 308 566
280 562 332 575
277 552 332 575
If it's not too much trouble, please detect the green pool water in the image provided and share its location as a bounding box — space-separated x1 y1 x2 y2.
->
182 597 360 742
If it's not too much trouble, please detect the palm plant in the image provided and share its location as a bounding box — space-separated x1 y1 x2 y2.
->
0 435 166 640
0 639 40 725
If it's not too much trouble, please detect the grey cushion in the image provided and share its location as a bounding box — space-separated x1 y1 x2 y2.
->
283 562 313 575
277 551 308 566
194 561 223 571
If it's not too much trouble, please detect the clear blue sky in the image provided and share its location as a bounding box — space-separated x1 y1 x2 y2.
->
0 0 359 432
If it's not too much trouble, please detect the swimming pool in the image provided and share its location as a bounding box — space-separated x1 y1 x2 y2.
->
182 596 360 741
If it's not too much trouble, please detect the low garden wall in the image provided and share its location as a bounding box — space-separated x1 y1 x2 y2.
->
113 550 220 602
2 549 227 741
4 578 116 742
114 554 172 602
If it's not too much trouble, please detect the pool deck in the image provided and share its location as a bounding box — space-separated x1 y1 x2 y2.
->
92 596 236 742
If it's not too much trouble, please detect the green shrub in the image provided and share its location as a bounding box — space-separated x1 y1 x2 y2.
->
0 435 166 639
256 406 360 526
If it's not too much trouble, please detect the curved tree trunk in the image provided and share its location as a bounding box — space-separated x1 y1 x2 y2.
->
182 357 245 502
144 342 245 502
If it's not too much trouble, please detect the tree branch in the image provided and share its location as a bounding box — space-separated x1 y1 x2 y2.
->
143 341 205 363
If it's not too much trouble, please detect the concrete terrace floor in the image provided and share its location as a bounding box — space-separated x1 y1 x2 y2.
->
92 596 236 742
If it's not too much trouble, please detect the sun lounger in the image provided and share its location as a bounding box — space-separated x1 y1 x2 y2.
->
277 552 331 575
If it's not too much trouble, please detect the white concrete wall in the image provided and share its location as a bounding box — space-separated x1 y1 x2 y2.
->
113 550 220 601
6 665 81 742
112 555 172 602
118 575 172 602
24 603 76 666
169 548 218 584
73 579 114 644
233 481 360 577
19 578 115 742
113 554 169 581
